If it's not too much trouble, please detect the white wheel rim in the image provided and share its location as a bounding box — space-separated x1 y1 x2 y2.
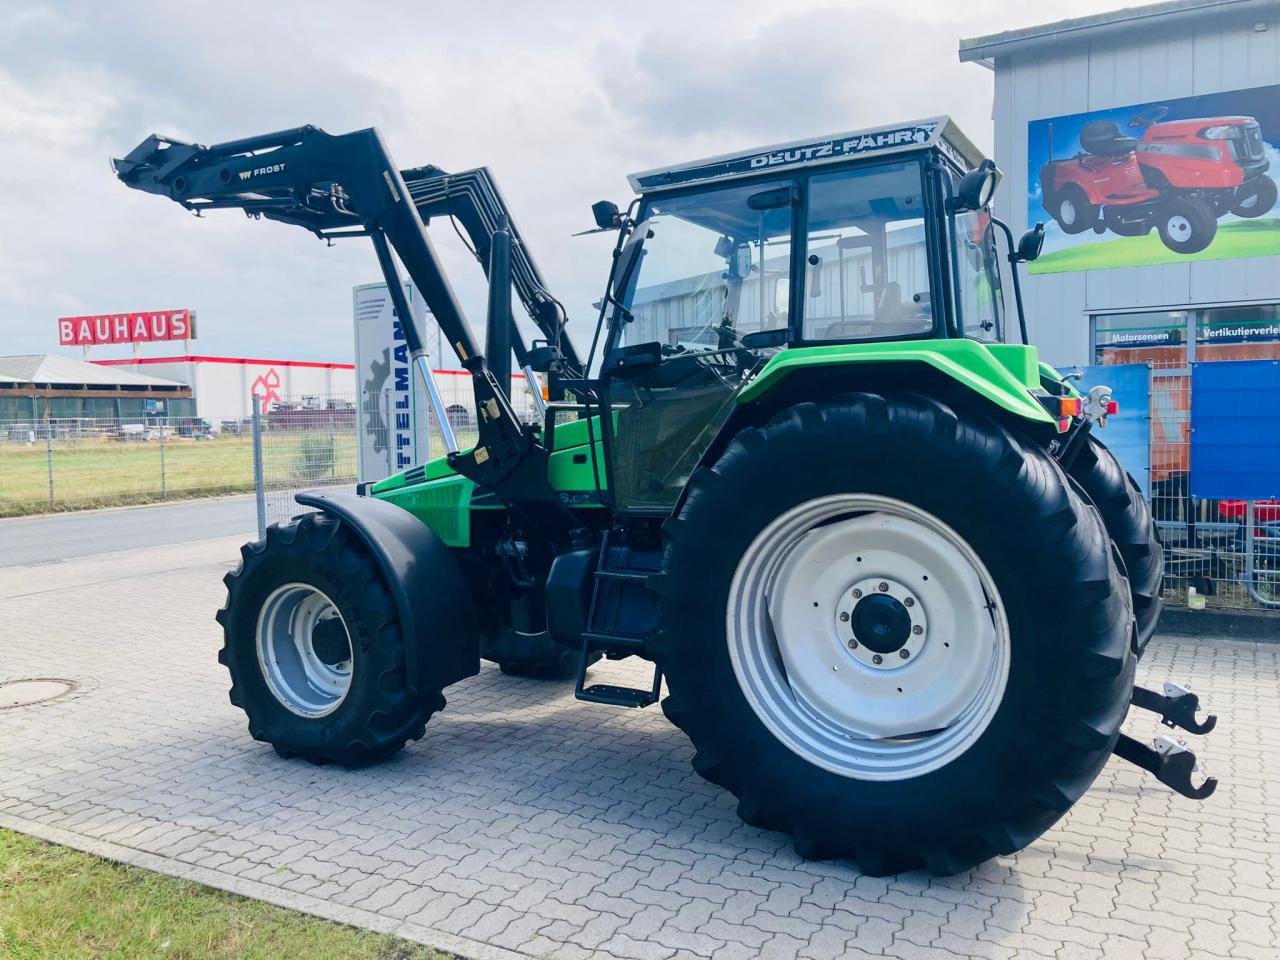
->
1167 215 1192 242
1060 199 1077 225
727 495 1010 781
256 583 353 718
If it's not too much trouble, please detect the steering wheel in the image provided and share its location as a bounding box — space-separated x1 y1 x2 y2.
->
1127 105 1169 129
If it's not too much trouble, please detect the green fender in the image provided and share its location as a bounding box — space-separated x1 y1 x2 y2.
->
737 339 1058 426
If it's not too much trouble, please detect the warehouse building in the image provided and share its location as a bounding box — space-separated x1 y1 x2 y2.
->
0 354 192 422
960 0 1279 369
95 355 356 426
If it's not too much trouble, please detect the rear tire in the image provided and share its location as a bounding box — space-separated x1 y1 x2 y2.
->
652 394 1134 875
216 513 441 768
1066 434 1164 655
1157 197 1217 254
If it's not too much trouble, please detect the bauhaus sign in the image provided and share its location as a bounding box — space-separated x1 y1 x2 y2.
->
57 309 195 346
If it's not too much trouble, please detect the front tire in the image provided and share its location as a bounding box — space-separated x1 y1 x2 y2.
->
216 513 442 767
1231 176 1278 218
652 395 1134 875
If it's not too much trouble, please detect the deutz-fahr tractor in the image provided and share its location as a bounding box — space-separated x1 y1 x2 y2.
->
114 117 1219 876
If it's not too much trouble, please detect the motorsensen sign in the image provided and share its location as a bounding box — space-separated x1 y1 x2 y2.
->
57 309 194 346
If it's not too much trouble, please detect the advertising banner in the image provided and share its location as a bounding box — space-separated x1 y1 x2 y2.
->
1027 83 1280 274
352 282 433 484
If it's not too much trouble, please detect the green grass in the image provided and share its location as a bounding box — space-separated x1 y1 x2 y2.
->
1029 216 1280 275
0 829 452 960
0 432 357 518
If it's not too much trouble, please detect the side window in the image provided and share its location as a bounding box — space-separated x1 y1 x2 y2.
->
803 162 934 342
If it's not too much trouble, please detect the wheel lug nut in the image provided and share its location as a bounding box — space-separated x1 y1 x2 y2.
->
904 597 915 607
912 625 923 635
878 582 889 592
848 639 859 649
872 654 883 664
852 588 862 599
839 612 850 622
900 649 911 659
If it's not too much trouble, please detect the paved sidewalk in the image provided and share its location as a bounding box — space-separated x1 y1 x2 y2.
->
1 537 1277 960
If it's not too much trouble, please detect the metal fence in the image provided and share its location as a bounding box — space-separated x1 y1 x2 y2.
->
1081 357 1280 613
254 373 543 532
0 415 255 517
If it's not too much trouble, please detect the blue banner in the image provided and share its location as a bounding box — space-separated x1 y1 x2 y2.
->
1190 360 1280 500
1080 364 1151 497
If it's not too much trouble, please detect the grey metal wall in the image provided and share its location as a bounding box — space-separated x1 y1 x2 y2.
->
990 8 1280 367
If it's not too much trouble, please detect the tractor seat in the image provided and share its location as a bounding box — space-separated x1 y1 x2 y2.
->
1079 120 1138 158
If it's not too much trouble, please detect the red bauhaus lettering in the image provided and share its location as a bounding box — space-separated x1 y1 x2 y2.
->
56 309 194 346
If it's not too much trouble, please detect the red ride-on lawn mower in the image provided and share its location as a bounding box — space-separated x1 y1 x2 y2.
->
1039 106 1275 255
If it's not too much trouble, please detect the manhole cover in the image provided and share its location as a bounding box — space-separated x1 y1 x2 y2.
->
0 678 78 709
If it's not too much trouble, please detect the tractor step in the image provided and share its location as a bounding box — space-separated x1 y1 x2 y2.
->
1113 732 1218 800
577 679 661 708
1131 681 1217 735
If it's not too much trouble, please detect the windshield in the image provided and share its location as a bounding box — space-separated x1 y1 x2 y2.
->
617 180 792 352
951 206 1005 342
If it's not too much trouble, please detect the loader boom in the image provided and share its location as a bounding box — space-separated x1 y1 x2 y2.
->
113 125 561 502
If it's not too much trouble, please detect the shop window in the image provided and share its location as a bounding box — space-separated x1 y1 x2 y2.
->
1093 310 1189 369
1195 304 1280 363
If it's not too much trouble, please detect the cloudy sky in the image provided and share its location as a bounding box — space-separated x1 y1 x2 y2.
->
0 0 1125 363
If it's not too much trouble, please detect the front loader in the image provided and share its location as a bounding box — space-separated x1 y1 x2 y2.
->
114 117 1218 876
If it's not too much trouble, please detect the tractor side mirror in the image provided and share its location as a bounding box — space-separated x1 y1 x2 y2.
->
950 159 1000 212
735 244 752 278
592 200 621 230
807 254 823 298
1014 223 1045 263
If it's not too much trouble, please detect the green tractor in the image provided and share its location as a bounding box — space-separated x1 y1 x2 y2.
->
114 116 1216 876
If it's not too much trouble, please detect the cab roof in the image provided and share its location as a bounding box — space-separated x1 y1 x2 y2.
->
628 116 985 194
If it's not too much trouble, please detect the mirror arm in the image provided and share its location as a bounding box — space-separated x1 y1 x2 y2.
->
990 215 1030 346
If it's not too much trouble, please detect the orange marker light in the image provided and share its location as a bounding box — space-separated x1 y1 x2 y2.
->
542 385 551 401
1058 397 1082 418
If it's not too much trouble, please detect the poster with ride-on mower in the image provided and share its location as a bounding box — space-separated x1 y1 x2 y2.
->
1028 83 1280 274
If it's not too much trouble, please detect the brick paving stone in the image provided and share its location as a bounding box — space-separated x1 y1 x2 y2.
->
1 537 1278 960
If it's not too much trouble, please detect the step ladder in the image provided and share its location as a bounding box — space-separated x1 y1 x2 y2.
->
574 531 662 708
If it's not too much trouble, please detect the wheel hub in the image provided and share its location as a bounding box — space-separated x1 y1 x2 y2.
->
255 583 353 719
839 577 927 666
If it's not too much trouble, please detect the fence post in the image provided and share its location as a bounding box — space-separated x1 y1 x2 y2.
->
45 427 54 508
252 396 266 540
159 416 167 500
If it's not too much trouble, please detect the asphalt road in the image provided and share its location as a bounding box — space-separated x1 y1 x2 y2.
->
0 496 258 568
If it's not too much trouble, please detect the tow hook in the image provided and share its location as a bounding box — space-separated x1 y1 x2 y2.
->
1131 681 1218 735
1114 733 1218 800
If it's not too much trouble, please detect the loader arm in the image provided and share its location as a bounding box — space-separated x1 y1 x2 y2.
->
402 165 583 380
113 125 554 503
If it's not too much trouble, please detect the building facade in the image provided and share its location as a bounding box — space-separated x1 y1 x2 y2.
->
961 0 1280 369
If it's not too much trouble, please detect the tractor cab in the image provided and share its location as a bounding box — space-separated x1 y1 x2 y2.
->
595 117 1029 510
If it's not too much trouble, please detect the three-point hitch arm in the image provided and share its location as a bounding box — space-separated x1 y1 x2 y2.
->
113 125 568 503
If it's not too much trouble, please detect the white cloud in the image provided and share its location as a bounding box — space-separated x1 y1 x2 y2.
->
0 0 1128 363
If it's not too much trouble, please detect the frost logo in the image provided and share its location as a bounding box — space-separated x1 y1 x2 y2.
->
237 163 287 182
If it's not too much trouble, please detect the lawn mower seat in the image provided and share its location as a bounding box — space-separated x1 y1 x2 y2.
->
1079 120 1139 158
